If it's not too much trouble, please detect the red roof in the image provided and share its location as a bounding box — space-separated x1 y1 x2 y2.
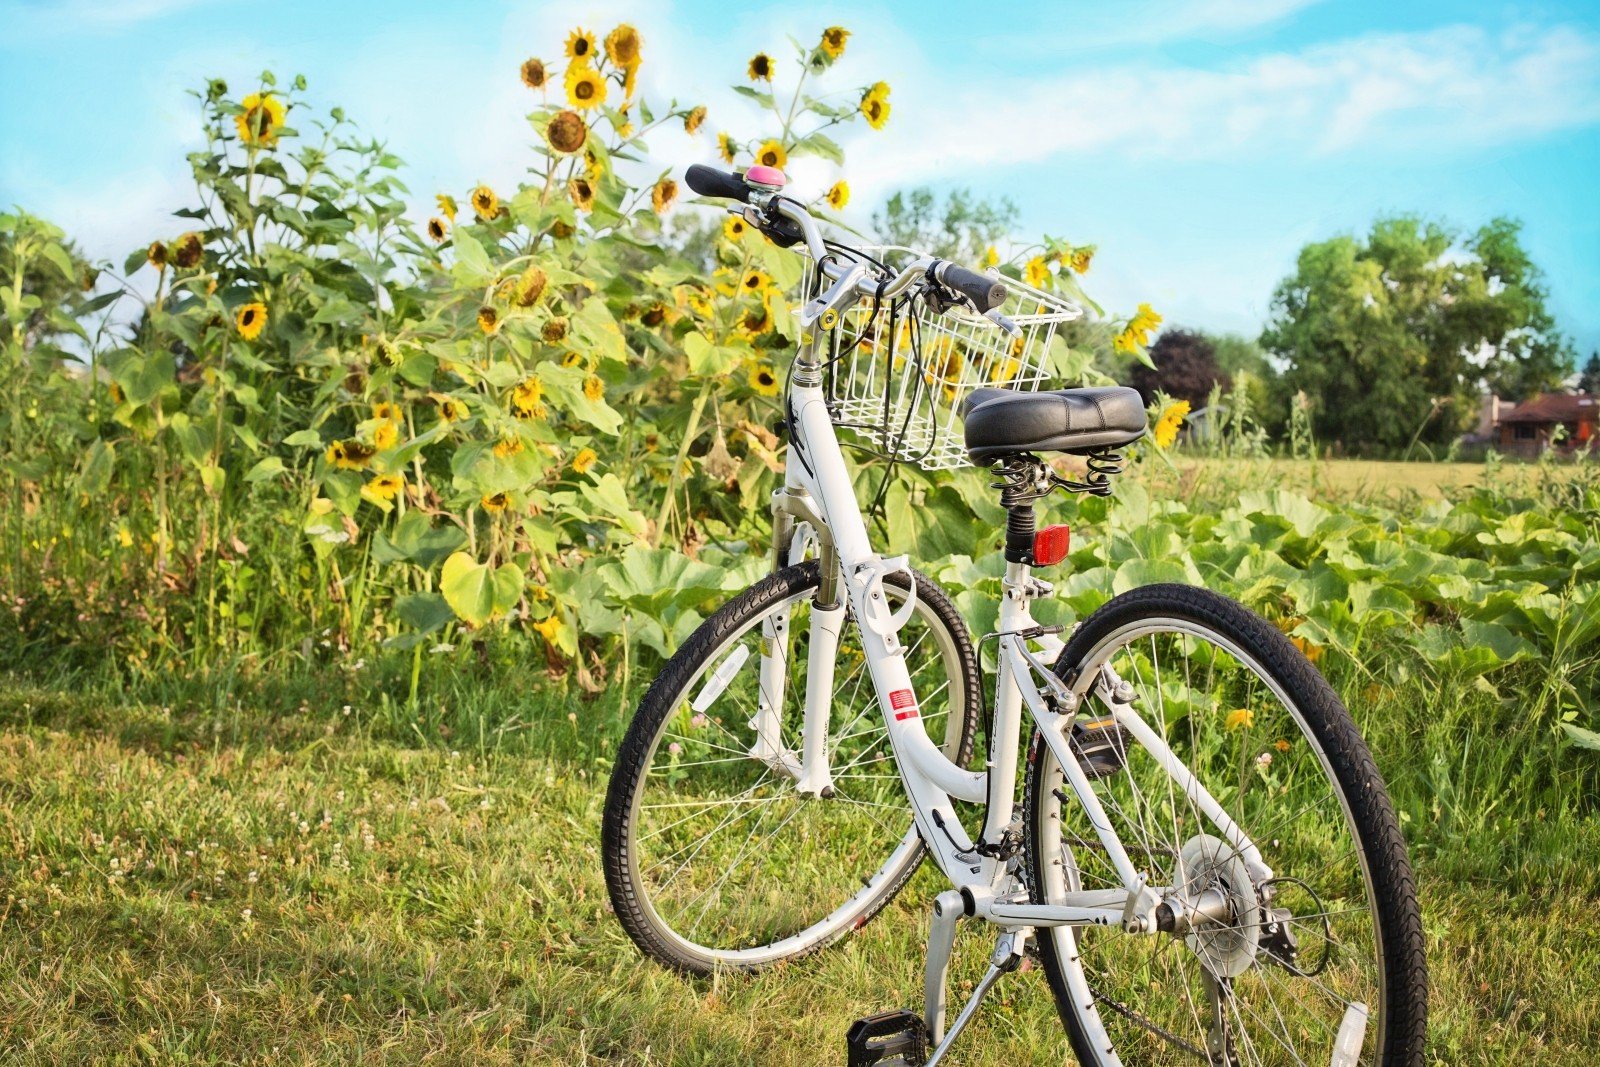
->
1499 392 1598 423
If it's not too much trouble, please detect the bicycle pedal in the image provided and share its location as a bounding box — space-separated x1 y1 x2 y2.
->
1070 716 1129 779
846 1009 928 1067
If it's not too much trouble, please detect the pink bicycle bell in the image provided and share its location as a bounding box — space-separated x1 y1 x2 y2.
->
744 165 786 192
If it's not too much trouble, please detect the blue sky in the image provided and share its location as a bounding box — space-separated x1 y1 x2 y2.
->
3 0 1598 360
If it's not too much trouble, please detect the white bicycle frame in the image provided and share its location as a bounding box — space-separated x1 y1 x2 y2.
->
734 191 1277 1059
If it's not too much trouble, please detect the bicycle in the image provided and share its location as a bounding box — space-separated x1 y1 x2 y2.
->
602 162 1428 1066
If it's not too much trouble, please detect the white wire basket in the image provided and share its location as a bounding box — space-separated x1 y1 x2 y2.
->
801 246 1084 471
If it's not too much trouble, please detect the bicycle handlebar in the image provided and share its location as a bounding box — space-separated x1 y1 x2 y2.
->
683 163 1007 316
684 164 750 204
932 262 1007 314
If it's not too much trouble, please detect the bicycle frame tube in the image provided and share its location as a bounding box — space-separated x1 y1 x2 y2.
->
771 321 1263 913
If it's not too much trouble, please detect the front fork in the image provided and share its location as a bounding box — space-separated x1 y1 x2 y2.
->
752 484 844 795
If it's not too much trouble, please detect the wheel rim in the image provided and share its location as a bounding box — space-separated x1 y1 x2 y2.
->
626 577 969 967
1035 617 1388 1066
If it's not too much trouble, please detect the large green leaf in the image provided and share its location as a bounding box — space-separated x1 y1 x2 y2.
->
439 552 524 626
374 511 467 569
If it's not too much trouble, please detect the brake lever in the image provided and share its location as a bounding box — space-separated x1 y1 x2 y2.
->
986 309 1022 336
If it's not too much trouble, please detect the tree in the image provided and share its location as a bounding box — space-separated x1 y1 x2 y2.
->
872 187 1017 263
1127 328 1230 407
1260 216 1573 452
1579 352 1600 395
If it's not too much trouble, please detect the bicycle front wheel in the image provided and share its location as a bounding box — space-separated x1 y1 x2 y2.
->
1023 584 1427 1066
603 560 980 974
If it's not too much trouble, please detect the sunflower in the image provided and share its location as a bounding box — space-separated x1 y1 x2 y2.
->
606 23 641 68
372 337 401 367
565 28 596 63
481 492 510 513
1113 302 1163 354
545 110 587 154
584 145 605 180
426 217 448 243
235 92 286 146
513 264 548 308
569 177 596 212
825 180 849 210
365 474 404 501
565 65 606 110
560 349 584 368
747 52 774 81
820 26 849 59
372 401 402 422
542 317 569 343
1152 399 1190 449
860 83 891 130
171 231 203 269
620 66 639 105
572 447 598 474
511 377 544 417
722 215 749 242
583 375 605 402
748 363 780 396
1024 257 1051 289
1290 635 1324 663
651 177 677 214
981 245 999 269
549 219 575 240
686 287 714 317
477 306 499 335
436 194 457 222
1069 247 1094 274
470 185 499 221
372 419 399 451
325 440 374 470
641 302 667 327
493 437 524 458
1224 707 1254 732
741 268 772 294
235 302 267 341
717 132 736 164
754 140 787 170
146 241 168 269
430 392 468 422
518 57 548 91
533 613 563 647
740 303 773 336
683 105 706 135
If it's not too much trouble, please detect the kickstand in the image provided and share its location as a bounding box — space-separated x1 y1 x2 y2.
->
1201 971 1240 1067
924 929 1028 1067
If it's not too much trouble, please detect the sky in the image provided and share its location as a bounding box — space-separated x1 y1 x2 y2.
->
3 0 1598 359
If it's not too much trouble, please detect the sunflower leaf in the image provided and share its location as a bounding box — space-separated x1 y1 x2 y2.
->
731 85 775 107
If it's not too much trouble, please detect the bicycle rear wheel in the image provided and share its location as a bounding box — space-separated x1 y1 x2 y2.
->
603 560 980 974
1023 584 1427 1066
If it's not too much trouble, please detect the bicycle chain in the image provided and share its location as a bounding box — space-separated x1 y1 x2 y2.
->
1089 987 1211 1062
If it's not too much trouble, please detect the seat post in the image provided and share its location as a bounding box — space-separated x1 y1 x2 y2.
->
1004 500 1036 565
993 453 1049 566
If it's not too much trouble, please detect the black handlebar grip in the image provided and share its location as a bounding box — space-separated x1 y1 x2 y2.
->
684 164 750 203
938 263 1007 313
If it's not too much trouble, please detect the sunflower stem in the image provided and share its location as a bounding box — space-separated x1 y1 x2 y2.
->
655 382 710 545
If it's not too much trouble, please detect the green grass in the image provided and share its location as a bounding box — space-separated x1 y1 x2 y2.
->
1 656 1596 1065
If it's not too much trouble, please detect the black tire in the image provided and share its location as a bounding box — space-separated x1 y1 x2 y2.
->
603 560 981 975
1023 584 1427 1066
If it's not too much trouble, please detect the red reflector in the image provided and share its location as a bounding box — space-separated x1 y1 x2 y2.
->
1033 524 1071 566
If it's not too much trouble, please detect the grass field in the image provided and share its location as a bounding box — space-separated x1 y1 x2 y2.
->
1165 456 1587 502
2 668 1597 1063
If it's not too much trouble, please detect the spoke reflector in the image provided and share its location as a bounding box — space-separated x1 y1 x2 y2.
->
692 644 751 712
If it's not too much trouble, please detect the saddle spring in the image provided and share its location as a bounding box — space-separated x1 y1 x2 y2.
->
988 448 1126 504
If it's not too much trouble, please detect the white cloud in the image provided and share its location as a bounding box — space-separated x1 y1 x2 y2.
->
1047 0 1327 50
838 22 1600 193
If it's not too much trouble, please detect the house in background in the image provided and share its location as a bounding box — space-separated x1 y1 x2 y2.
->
1494 392 1597 457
